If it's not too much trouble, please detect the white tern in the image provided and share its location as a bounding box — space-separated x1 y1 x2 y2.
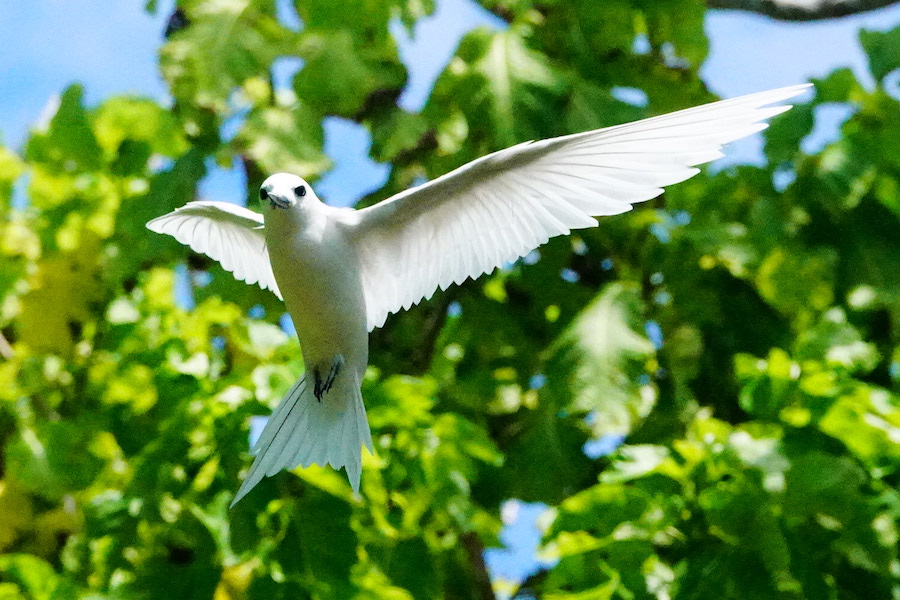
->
147 84 809 505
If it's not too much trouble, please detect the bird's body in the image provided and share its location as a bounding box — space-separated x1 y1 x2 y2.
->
266 200 367 377
233 192 372 504
146 84 811 505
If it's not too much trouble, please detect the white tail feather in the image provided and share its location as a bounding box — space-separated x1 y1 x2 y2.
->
230 370 373 507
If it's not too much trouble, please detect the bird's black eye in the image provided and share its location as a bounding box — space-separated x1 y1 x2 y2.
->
259 188 269 201
295 185 306 197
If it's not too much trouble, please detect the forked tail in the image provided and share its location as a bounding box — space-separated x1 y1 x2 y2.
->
230 368 373 507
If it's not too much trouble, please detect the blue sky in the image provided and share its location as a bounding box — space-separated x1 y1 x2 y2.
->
3 0 900 595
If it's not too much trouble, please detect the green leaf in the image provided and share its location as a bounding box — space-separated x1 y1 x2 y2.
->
698 476 792 578
546 283 656 437
295 0 392 35
784 451 892 573
496 399 594 504
819 385 900 465
294 29 406 117
736 348 798 419
794 308 878 373
547 483 649 540
160 0 297 111
25 85 103 173
234 104 330 177
859 23 900 82
430 27 566 149
764 101 814 166
0 554 76 600
382 538 439 599
6 421 104 500
756 246 838 319
600 445 670 483
643 0 709 66
563 80 645 134
93 96 188 165
17 244 106 355
289 488 357 595
812 68 864 103
368 110 430 163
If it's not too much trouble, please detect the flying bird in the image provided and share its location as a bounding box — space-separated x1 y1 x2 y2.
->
147 84 810 505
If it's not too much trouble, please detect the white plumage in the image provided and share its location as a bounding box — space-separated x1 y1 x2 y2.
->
146 84 810 504
147 201 281 298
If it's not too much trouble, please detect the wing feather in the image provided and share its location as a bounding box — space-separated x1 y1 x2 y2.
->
147 201 282 298
349 85 809 331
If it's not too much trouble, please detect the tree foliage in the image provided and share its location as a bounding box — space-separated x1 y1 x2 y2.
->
1 1 899 599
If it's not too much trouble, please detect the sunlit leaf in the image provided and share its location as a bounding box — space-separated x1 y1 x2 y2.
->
159 0 297 111
545 283 656 437
234 104 330 177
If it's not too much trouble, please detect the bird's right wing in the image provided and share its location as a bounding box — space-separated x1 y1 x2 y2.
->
147 201 282 298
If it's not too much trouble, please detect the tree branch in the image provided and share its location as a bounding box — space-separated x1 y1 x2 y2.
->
460 532 497 600
707 0 900 20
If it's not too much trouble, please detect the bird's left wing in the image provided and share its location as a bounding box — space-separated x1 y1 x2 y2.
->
348 84 809 331
147 201 282 298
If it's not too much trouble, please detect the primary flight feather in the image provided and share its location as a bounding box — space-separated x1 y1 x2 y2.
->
147 84 810 505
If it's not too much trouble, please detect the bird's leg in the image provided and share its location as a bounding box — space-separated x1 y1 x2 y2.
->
313 355 344 402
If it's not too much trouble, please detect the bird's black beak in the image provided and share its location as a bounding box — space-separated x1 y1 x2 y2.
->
269 196 291 209
260 187 290 209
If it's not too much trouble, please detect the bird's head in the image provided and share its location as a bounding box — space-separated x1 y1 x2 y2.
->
259 173 318 211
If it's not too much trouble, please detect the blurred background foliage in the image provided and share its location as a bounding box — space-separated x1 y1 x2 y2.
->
1 0 900 598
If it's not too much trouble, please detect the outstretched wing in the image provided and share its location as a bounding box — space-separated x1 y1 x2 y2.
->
350 84 810 330
147 201 282 298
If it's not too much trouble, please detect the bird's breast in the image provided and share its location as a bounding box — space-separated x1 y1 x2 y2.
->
265 211 368 370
